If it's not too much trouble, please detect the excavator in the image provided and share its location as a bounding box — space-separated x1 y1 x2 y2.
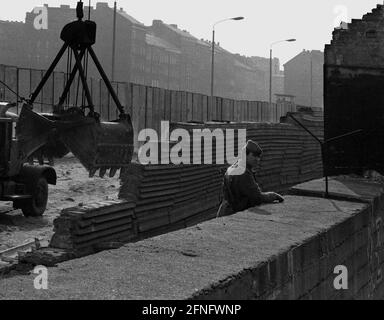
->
0 1 134 217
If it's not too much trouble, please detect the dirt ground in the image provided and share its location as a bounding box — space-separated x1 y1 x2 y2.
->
0 155 121 252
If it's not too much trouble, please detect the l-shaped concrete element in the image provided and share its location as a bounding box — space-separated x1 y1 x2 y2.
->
1 177 383 299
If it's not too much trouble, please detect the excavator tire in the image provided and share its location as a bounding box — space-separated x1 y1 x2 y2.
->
19 177 49 217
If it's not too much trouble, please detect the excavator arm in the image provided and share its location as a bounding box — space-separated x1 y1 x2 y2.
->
16 1 134 178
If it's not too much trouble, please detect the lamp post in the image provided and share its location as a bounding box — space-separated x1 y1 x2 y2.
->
111 1 117 81
269 39 296 109
210 17 244 99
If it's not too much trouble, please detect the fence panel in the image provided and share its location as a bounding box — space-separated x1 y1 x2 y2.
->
132 84 147 152
193 93 202 122
229 99 234 122
146 87 153 129
239 100 244 121
202 95 208 122
30 70 43 112
249 101 257 122
42 72 54 113
180 91 187 122
210 97 217 121
186 92 193 122
124 82 133 116
170 90 178 122
53 72 65 107
164 89 171 121
0 63 310 127
217 98 223 121
159 88 166 122
68 75 79 108
0 65 6 101
18 69 31 102
4 66 18 103
117 83 126 111
90 78 101 115
153 87 161 131
99 80 109 120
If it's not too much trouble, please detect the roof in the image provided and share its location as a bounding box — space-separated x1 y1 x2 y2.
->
284 50 324 66
146 34 181 53
234 59 255 71
117 9 144 26
165 23 196 40
162 23 212 48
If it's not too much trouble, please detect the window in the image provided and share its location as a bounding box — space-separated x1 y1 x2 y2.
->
366 30 377 38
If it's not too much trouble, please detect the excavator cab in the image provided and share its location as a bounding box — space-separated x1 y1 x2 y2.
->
0 102 57 217
16 0 134 177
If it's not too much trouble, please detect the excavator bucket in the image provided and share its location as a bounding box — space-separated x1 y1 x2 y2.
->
57 114 134 177
17 105 134 178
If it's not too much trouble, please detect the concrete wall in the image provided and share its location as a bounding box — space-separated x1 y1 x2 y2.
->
1 177 383 300
0 63 297 137
196 180 384 300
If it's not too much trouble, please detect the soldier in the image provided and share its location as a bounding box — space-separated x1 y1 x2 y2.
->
222 140 284 214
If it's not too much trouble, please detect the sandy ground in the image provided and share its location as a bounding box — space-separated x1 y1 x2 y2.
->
0 155 121 252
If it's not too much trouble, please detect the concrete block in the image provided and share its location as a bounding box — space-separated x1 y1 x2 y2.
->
355 264 370 293
302 237 322 270
302 263 322 294
275 252 291 286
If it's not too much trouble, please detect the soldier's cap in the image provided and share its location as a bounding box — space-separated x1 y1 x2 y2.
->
246 140 263 157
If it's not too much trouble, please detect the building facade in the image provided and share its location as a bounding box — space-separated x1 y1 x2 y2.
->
0 2 288 102
284 50 324 108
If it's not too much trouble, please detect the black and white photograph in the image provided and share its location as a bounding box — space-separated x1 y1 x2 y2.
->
0 0 383 305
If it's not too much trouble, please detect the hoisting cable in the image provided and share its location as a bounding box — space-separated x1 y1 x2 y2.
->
0 79 68 108
0 79 27 103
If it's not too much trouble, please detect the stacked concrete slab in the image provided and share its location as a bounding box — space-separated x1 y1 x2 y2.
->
119 164 223 237
50 110 324 251
50 200 137 251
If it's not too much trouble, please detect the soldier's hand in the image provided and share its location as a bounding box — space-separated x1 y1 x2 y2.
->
274 193 284 203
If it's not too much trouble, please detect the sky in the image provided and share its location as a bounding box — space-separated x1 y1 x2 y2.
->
0 0 382 66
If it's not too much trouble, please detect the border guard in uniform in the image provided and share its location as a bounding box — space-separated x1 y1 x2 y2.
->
222 140 284 214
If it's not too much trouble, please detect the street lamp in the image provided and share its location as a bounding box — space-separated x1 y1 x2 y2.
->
210 17 244 99
269 39 296 109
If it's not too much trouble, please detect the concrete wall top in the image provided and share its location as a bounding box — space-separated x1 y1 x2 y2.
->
1 176 380 300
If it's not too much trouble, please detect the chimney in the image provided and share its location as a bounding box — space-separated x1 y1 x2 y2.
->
153 19 163 26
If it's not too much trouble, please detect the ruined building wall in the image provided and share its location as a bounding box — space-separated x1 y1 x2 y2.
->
324 4 384 175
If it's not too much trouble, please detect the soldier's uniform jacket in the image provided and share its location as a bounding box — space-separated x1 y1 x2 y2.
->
223 160 277 212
